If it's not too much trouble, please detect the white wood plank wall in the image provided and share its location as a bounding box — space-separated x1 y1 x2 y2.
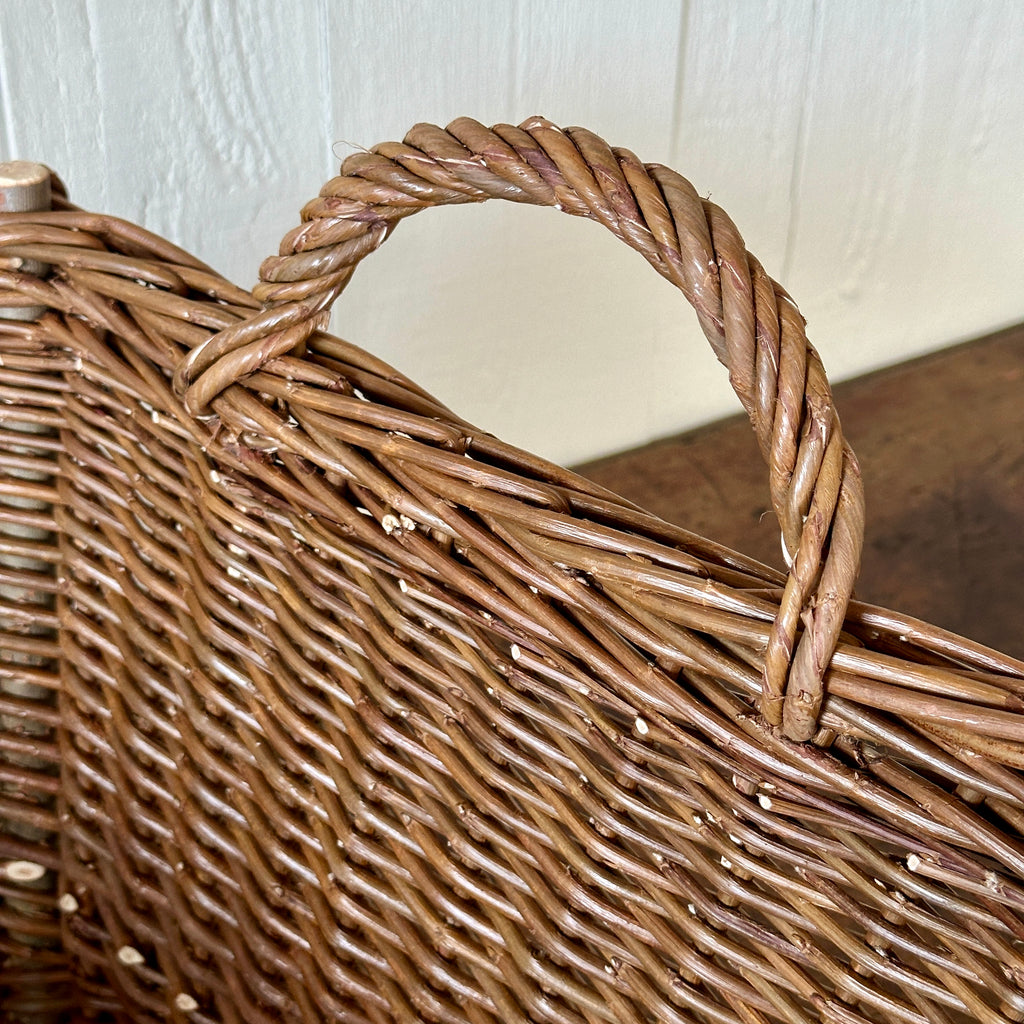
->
1 1 1021 465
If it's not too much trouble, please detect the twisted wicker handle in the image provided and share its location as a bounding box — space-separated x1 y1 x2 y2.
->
174 117 865 742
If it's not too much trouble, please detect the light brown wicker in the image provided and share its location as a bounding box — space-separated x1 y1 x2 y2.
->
1 119 1022 1024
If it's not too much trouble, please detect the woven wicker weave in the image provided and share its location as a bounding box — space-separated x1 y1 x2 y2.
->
1 118 1022 1023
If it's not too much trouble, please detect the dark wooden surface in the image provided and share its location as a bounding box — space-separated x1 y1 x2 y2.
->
578 323 1024 660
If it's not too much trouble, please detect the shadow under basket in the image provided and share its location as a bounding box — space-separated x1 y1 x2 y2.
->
1 119 1022 1024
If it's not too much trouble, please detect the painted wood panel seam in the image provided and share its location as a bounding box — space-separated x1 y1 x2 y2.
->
781 0 820 284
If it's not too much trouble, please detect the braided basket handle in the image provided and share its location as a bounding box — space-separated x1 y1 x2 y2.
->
174 117 865 743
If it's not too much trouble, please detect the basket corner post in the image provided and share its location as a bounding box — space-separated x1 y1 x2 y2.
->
0 159 75 1020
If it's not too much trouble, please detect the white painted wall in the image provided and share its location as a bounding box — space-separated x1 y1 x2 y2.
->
1 1 1021 466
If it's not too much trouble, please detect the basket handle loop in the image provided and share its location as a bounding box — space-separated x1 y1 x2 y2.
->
173 117 865 743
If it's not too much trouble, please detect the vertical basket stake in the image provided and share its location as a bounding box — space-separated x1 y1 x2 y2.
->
0 162 50 319
0 161 66 1020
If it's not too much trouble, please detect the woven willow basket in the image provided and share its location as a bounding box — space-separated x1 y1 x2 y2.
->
1 119 1022 1024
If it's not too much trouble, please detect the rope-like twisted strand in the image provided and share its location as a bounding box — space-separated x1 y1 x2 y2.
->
173 117 865 742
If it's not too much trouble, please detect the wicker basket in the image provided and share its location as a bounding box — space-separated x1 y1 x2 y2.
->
1 118 1022 1024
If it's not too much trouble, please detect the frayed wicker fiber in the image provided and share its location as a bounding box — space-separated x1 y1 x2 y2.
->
1 118 1022 1023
